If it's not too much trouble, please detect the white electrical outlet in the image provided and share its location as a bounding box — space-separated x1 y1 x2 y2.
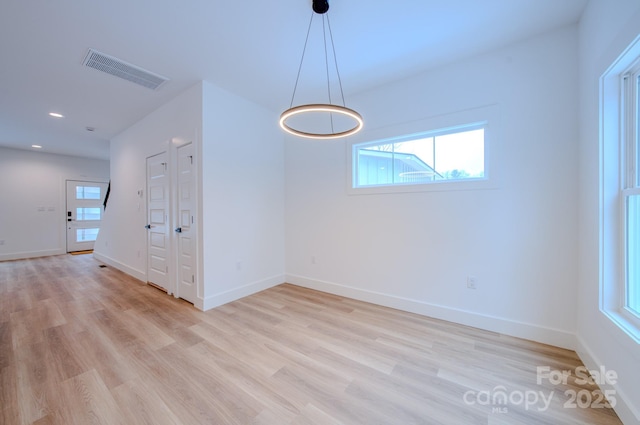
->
467 276 478 289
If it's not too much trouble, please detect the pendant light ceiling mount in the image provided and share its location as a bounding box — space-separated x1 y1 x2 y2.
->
279 0 363 140
312 0 329 14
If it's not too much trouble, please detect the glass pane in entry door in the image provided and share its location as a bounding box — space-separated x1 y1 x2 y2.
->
76 228 99 242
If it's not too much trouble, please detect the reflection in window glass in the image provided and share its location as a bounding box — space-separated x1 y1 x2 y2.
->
354 126 485 188
76 186 101 200
636 75 640 187
628 194 640 316
76 228 99 242
632 76 640 315
76 207 101 221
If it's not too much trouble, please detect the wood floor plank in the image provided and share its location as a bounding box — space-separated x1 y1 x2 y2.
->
14 342 61 424
125 343 234 424
0 321 14 371
291 403 343 425
111 378 183 425
271 365 368 424
0 360 21 424
119 308 175 351
55 369 126 425
189 320 288 378
42 325 87 382
0 255 624 424
1 288 35 322
188 340 303 422
157 342 264 424
70 329 139 390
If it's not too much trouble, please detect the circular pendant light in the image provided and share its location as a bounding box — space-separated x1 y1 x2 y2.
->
280 0 363 140
279 104 363 139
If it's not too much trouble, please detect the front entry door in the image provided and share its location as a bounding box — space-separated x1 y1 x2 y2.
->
176 143 196 303
146 152 170 292
66 180 108 252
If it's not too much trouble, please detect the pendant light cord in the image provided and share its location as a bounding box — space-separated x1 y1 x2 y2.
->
289 12 347 110
325 14 346 107
322 15 334 132
289 12 315 109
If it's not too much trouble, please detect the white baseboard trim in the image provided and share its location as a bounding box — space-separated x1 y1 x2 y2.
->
0 248 65 262
92 252 146 282
193 297 205 311
575 335 640 424
286 274 577 350
201 274 285 311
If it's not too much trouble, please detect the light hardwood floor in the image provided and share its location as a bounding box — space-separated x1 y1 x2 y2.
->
0 254 622 424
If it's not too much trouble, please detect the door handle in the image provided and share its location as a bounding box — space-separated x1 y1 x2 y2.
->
175 227 182 233
144 224 151 229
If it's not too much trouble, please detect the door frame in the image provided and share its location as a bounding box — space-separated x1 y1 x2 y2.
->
65 179 109 253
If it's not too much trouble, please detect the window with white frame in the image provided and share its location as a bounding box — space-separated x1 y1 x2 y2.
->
601 35 640 343
352 123 486 189
622 60 640 320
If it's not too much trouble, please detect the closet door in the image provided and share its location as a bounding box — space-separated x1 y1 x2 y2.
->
146 152 170 292
175 142 197 303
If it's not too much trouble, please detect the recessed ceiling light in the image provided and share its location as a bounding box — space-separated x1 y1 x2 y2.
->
31 145 42 149
49 112 64 118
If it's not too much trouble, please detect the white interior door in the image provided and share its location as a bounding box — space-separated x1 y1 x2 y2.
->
66 180 108 252
175 143 196 303
146 152 170 292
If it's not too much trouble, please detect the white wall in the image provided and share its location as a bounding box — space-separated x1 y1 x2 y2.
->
94 81 286 311
200 82 285 309
285 26 580 349
94 83 203 283
0 147 109 261
577 0 640 423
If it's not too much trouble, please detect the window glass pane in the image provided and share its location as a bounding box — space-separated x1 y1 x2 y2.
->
354 126 485 188
394 138 438 184
76 207 101 221
636 75 640 188
628 194 640 316
433 129 485 179
76 228 99 242
76 186 101 200
356 147 394 186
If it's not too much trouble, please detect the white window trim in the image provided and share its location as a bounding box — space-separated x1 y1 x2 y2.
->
346 104 500 195
600 34 640 344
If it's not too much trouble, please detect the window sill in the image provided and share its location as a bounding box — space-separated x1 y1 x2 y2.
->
602 308 640 344
347 177 497 196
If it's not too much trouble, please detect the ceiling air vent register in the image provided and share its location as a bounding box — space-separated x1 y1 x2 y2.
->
82 49 168 90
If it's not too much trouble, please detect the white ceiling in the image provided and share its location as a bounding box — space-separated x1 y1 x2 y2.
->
0 0 588 160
